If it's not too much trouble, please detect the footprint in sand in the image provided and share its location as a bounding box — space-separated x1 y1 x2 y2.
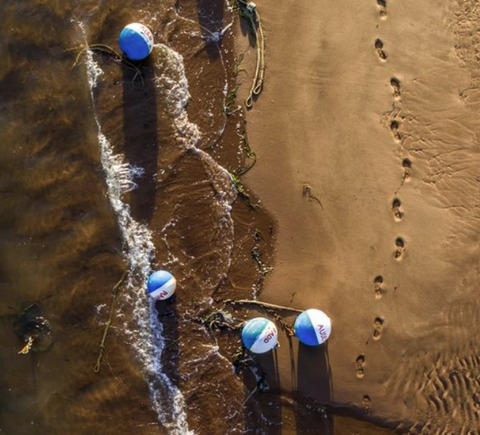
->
373 317 384 340
377 0 387 19
375 39 388 60
394 237 405 259
374 276 384 298
390 77 401 99
392 198 403 221
402 158 412 179
356 354 366 378
362 395 372 414
390 119 401 140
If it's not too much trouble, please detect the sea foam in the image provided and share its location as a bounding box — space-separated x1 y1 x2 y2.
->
81 31 193 435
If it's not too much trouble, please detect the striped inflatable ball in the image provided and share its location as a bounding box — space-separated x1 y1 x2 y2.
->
118 23 154 61
293 309 332 346
146 270 176 301
241 317 278 354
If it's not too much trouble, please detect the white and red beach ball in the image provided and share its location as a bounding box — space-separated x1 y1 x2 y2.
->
241 317 278 354
146 270 176 301
293 309 332 346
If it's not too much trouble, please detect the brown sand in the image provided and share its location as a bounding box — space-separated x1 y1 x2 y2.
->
237 0 480 432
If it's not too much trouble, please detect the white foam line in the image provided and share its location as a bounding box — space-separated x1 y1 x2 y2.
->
79 23 193 435
160 10 231 145
153 44 237 279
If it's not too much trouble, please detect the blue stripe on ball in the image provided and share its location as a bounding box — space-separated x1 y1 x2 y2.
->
294 311 319 346
147 270 173 294
241 317 269 350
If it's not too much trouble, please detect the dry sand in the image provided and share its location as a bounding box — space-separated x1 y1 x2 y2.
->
236 0 480 432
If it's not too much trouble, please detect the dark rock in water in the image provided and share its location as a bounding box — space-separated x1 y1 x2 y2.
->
13 303 52 352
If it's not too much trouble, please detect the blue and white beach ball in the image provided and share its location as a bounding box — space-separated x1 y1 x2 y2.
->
294 309 332 346
241 317 278 354
118 23 154 61
146 270 176 301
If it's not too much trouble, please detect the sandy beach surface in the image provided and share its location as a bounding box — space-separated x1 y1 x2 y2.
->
237 0 480 432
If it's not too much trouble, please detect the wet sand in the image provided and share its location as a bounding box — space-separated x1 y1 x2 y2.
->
0 1 278 434
238 0 480 432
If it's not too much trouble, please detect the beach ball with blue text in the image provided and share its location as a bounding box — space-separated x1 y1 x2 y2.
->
118 23 154 61
241 317 278 354
294 309 332 346
147 270 176 301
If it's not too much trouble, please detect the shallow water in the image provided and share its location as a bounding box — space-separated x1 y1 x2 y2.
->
0 1 397 434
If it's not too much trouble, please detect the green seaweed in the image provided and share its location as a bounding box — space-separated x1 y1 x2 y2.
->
236 129 257 176
229 172 260 210
67 43 144 87
253 228 263 242
232 51 247 77
227 0 240 11
251 246 272 292
94 271 128 373
224 86 240 116
197 309 244 345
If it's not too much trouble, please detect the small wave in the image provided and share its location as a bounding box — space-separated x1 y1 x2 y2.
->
79 22 237 434
153 44 237 281
80 25 193 435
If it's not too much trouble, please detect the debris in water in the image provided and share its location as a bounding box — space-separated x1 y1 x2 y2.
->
14 304 52 354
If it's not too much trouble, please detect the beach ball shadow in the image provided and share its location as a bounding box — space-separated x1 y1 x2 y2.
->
295 341 333 432
241 348 283 435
